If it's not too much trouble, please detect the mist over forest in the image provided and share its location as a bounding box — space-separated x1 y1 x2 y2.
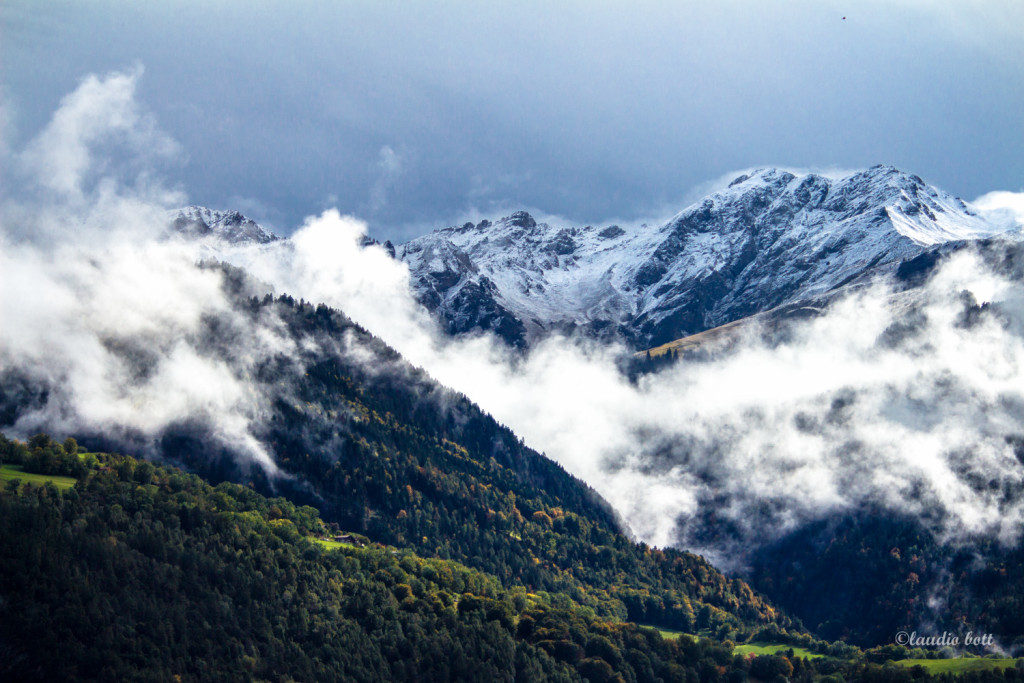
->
3 14 1024 676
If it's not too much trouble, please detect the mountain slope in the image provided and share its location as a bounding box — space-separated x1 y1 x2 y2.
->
398 166 1008 348
15 437 1019 680
0 263 791 639
635 235 1024 648
0 437 769 683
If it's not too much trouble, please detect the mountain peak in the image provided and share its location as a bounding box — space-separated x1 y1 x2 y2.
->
503 211 537 229
867 163 899 173
170 206 279 245
398 166 1015 349
726 167 795 189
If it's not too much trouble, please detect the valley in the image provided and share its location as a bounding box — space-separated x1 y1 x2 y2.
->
5 6 1023 677
3 164 1023 679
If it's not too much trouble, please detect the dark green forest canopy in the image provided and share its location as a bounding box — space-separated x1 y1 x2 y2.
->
4 444 1022 682
0 444 790 682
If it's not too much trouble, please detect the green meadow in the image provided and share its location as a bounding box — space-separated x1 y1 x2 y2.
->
893 658 1020 674
640 625 694 641
0 464 78 490
734 643 826 659
312 538 356 550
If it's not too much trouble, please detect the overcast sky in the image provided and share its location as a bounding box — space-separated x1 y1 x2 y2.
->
3 0 1023 241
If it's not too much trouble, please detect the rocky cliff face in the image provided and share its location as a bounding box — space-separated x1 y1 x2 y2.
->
398 166 1009 349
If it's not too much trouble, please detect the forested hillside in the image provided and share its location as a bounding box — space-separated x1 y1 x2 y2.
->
0 438 753 681
0 263 790 638
153 274 789 638
7 255 1024 662
5 438 1023 681
748 511 1024 649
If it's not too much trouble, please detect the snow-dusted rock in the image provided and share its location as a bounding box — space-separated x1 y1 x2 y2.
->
398 166 1012 348
170 206 279 245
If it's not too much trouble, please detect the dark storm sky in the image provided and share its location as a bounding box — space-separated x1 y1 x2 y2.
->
3 0 1022 241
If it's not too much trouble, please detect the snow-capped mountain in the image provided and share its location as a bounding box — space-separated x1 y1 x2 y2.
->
170 206 279 245
397 166 1012 349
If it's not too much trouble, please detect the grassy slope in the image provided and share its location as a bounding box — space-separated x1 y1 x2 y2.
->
634 315 753 358
734 642 825 659
313 538 358 550
893 658 1021 674
0 464 77 490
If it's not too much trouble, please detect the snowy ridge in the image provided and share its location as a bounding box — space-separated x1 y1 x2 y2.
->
169 206 279 245
397 212 660 345
398 166 1017 349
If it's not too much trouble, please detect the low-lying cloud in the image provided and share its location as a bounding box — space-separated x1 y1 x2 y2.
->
1 68 286 472
231 216 1024 565
4 68 1024 575
974 189 1024 234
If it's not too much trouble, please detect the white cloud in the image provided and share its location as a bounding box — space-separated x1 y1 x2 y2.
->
973 190 1024 233
213 209 1024 560
7 2 1024 238
0 68 282 472
19 65 179 201
368 145 407 213
5 69 1024 574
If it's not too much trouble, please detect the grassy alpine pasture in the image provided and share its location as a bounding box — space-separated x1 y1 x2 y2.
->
893 657 1021 674
0 464 78 490
635 624 695 641
734 642 826 659
312 538 355 550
